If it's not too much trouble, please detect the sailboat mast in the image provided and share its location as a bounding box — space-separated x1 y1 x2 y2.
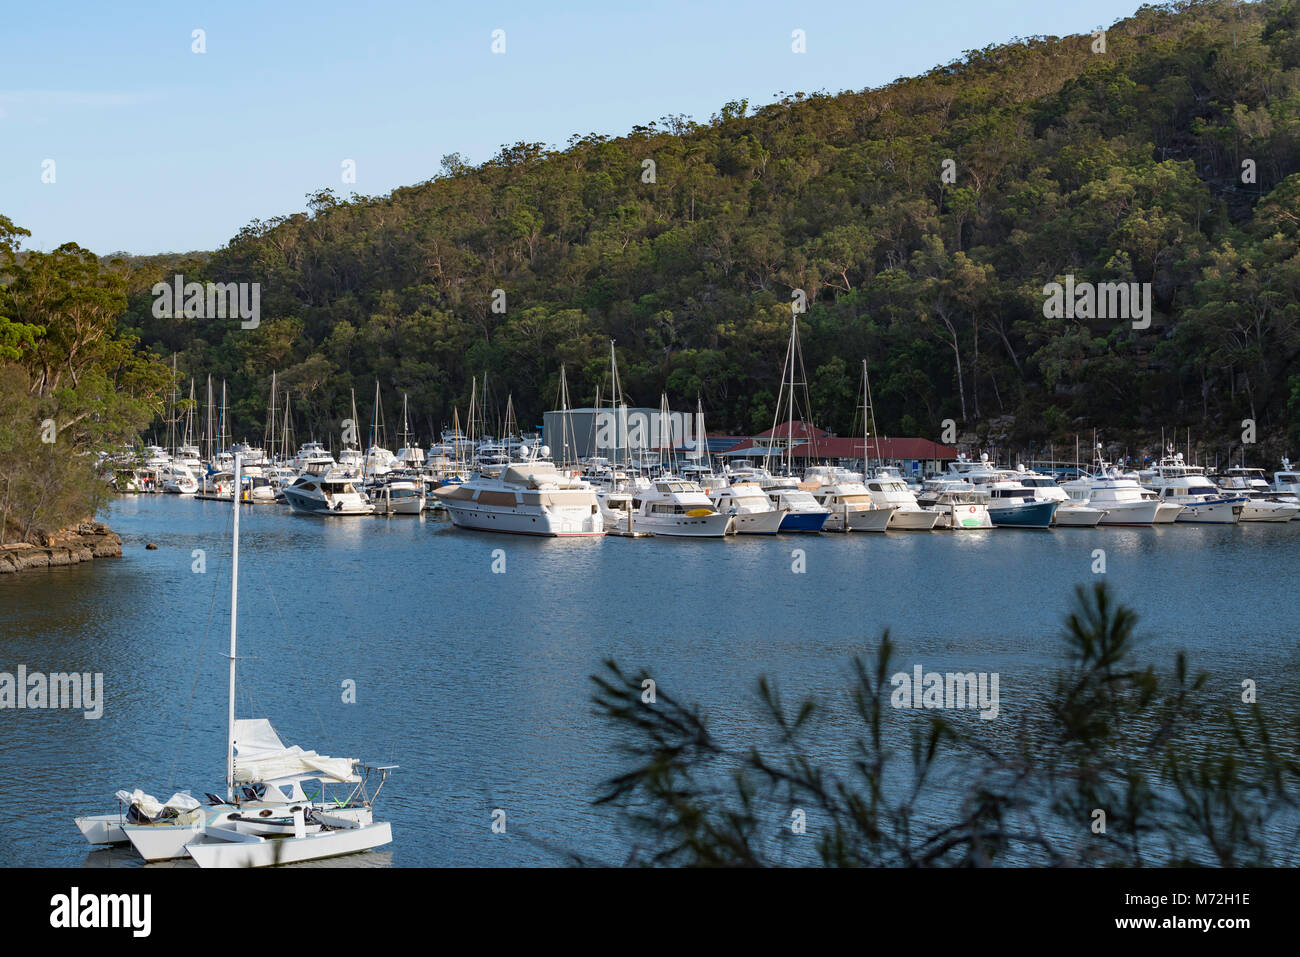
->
227 452 242 800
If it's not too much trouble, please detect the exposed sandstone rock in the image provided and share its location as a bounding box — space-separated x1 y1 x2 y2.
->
0 522 122 574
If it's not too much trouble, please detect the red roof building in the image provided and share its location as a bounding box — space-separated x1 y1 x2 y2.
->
720 421 957 467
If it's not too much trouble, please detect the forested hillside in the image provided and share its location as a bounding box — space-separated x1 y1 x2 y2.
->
102 0 1300 457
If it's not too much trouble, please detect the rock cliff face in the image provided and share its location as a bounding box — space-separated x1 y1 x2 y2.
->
0 523 123 574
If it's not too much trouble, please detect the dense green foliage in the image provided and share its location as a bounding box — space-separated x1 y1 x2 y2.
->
98 1 1300 460
0 217 170 542
584 582 1298 866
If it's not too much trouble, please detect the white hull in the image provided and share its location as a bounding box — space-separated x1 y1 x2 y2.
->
186 821 392 868
76 813 127 845
1095 499 1161 526
826 506 896 533
1054 504 1106 527
443 502 603 536
1174 500 1242 524
643 512 734 538
886 507 940 530
730 509 787 535
1153 502 1183 523
928 503 993 530
282 487 373 515
123 816 211 862
1239 501 1300 522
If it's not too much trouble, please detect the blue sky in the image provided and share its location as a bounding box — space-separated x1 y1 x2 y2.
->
3 0 1146 254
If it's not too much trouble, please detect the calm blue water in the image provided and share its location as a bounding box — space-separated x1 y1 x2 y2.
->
1 495 1297 866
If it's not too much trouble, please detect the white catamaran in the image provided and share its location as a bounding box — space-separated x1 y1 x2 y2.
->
76 454 396 866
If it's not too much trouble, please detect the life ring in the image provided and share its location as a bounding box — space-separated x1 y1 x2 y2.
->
969 505 977 513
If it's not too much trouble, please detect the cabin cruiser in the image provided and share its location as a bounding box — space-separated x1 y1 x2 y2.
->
803 466 895 532
231 443 266 466
597 486 646 536
1014 468 1105 526
916 476 993 529
1062 465 1163 526
196 469 236 501
434 461 604 536
958 457 1059 528
365 445 397 476
473 442 511 475
367 475 425 515
142 445 172 470
1216 467 1300 521
863 468 940 530
1271 458 1300 506
982 479 1059 528
175 443 204 473
337 446 365 472
628 478 734 537
709 482 788 534
1140 454 1244 523
394 444 425 470
586 465 650 536
282 473 373 515
162 462 199 495
291 441 337 476
735 468 828 532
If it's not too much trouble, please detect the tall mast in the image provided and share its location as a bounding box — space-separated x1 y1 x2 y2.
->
787 317 795 474
558 364 571 467
168 355 179 456
226 452 242 800
264 372 277 455
765 315 798 474
219 380 230 454
281 392 293 463
610 340 627 468
694 395 706 468
861 358 880 475
184 379 196 449
205 375 215 464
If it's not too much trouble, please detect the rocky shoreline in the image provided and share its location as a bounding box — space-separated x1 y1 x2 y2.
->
0 522 123 574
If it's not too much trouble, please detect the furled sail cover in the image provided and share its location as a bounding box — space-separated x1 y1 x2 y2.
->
232 718 356 783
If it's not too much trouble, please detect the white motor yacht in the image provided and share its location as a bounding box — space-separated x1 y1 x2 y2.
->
196 469 236 501
629 478 734 537
282 473 374 515
1217 467 1300 522
1062 467 1162 526
368 475 425 515
803 466 895 532
291 441 337 476
743 470 829 532
1014 467 1105 526
434 460 604 536
1140 453 1244 523
916 475 993 529
709 481 788 534
1271 458 1300 507
864 468 940 530
162 462 199 495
